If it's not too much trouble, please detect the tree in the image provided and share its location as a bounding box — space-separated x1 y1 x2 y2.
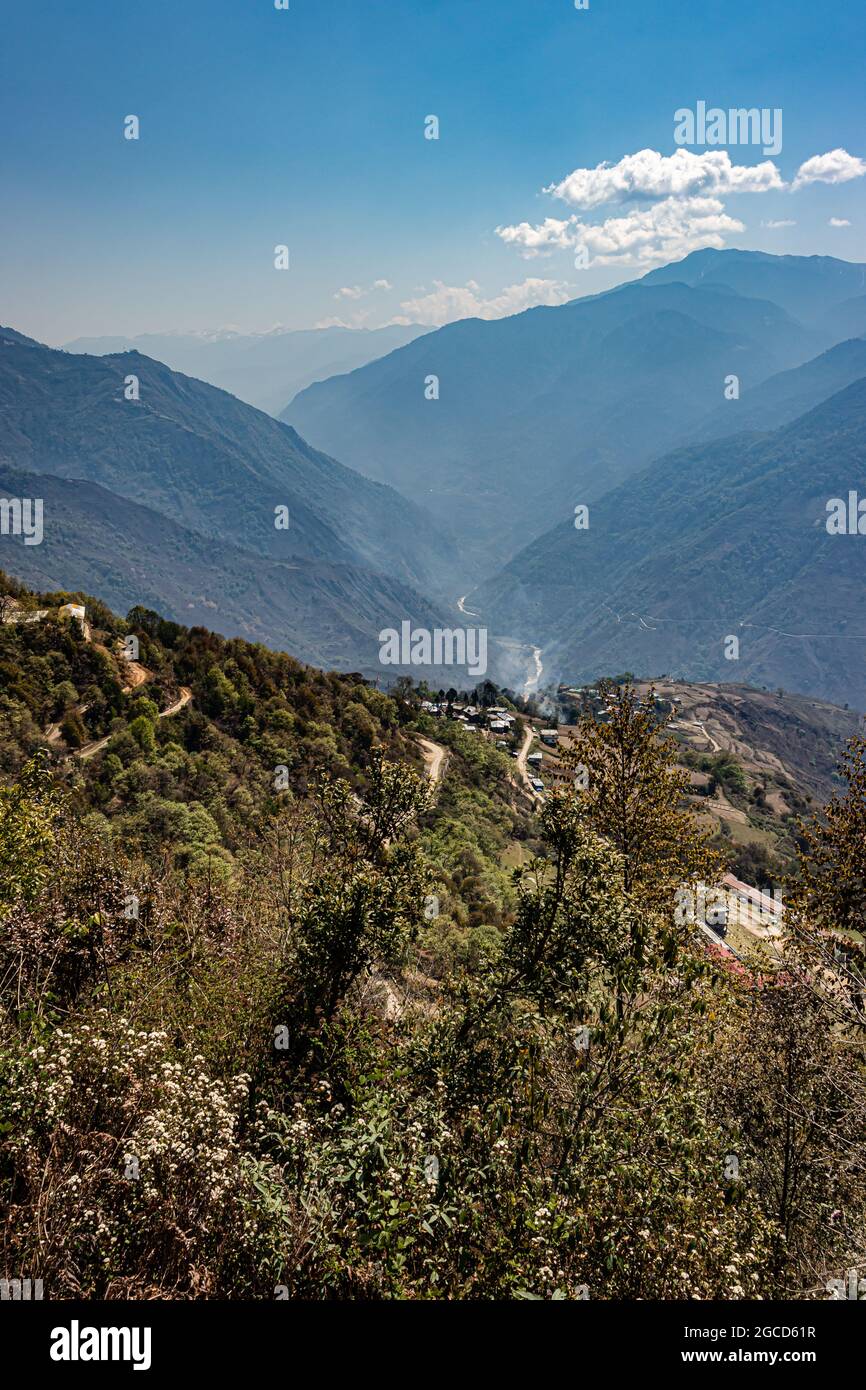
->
786 731 866 1030
0 752 62 918
278 756 431 1066
713 959 866 1296
427 783 771 1299
559 681 719 913
128 715 157 758
60 709 88 749
790 732 866 940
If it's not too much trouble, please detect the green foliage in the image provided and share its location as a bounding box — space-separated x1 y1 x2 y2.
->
0 753 62 918
699 751 748 796
0 580 421 873
560 681 720 909
1 580 864 1303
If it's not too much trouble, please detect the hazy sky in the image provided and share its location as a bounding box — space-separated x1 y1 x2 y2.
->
2 0 864 345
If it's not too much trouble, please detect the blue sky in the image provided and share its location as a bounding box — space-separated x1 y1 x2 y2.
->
2 0 864 344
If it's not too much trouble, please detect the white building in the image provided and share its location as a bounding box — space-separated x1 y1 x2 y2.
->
58 603 86 623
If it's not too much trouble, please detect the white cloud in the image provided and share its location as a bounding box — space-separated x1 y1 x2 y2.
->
392 278 575 327
334 279 393 301
828 217 852 227
792 148 866 190
498 196 745 268
494 217 576 256
545 148 784 210
313 315 354 329
496 144 866 272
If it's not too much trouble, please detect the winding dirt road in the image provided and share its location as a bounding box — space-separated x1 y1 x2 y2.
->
78 687 193 761
416 736 447 787
681 718 721 753
121 661 151 694
161 687 193 719
515 723 542 799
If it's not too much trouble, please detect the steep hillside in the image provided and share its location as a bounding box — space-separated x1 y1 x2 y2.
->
0 572 530 926
693 338 866 442
0 463 446 678
3 577 864 1305
0 332 455 598
477 378 866 707
284 273 824 577
818 294 866 343
640 679 861 871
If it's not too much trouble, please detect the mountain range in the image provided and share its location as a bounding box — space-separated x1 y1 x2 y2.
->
0 461 448 676
0 332 454 676
283 250 866 582
4 249 866 704
63 323 429 416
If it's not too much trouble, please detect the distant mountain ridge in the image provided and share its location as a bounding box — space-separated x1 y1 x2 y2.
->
639 248 866 321
62 323 429 416
0 460 446 676
283 253 861 580
8 248 866 705
693 338 866 443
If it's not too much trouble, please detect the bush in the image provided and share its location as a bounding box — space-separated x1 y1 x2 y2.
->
2 1013 295 1298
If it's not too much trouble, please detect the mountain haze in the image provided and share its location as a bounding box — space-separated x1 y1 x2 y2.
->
0 331 463 677
0 333 454 597
692 338 866 442
63 323 429 416
284 263 839 578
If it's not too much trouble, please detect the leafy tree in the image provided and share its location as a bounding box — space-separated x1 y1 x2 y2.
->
713 956 866 1296
560 681 719 911
278 756 431 1065
128 715 157 758
60 709 88 748
789 733 866 943
0 752 62 917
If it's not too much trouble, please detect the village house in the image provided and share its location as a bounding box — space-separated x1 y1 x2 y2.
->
720 873 784 938
58 603 86 624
